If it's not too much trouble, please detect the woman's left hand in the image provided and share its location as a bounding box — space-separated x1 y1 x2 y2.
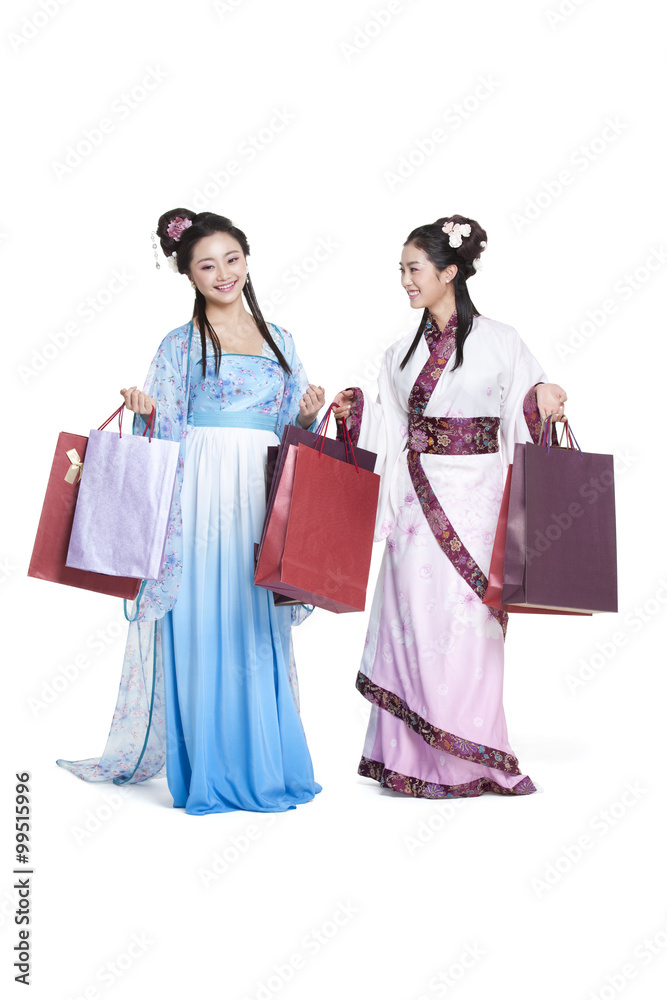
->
536 382 568 421
298 384 326 428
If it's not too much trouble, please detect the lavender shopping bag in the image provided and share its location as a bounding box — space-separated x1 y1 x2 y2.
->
502 420 617 613
66 405 179 580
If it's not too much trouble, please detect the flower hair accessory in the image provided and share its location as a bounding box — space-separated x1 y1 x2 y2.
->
167 251 179 273
166 216 193 241
442 220 471 248
472 240 486 272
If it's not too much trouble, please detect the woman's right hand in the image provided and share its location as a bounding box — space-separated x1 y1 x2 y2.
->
332 388 355 422
120 386 156 415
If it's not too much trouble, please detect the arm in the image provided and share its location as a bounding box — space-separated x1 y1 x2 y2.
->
273 325 325 437
500 332 556 463
334 345 409 538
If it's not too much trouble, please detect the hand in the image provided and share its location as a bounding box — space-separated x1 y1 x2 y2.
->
298 384 326 428
536 382 567 422
120 386 156 415
332 388 355 422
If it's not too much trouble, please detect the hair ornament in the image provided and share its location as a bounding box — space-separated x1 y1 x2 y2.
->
167 251 179 273
472 257 483 271
166 216 193 241
442 220 471 248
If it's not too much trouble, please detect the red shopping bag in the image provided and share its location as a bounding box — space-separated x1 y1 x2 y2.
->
259 420 377 557
28 429 141 600
255 409 380 613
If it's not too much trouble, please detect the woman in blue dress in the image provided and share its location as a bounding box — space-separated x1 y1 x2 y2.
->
57 209 324 815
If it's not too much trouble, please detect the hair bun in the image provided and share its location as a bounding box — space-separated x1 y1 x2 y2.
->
435 214 488 278
156 207 199 258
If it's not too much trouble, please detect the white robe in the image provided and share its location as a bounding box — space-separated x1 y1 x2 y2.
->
350 314 548 798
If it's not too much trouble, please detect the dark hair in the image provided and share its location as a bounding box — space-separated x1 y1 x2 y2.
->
399 214 487 371
155 208 291 375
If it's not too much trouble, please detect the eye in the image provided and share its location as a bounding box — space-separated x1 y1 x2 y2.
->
228 257 239 263
201 265 213 270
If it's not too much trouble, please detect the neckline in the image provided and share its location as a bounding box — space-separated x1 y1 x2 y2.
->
426 310 457 338
190 321 275 360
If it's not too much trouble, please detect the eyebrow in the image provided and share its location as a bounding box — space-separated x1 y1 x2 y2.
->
400 261 422 266
195 253 239 264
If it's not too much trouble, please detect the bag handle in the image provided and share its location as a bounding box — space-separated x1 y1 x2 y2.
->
560 417 583 455
539 414 583 456
98 404 124 434
97 404 156 442
313 403 360 473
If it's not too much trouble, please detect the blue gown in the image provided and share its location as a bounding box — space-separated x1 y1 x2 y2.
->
162 336 321 814
57 322 321 815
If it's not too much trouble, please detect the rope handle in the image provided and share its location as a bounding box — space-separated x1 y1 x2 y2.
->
538 414 583 456
97 404 156 442
313 402 360 472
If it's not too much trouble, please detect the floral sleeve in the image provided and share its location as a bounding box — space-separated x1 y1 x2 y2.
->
335 387 365 447
523 384 557 446
272 325 316 438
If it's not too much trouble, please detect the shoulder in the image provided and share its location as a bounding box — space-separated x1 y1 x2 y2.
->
384 326 421 366
469 314 525 356
472 314 519 340
157 321 193 352
266 322 293 349
265 322 298 365
150 322 193 371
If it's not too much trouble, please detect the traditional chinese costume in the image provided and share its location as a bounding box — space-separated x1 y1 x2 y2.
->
57 321 321 815
344 311 546 797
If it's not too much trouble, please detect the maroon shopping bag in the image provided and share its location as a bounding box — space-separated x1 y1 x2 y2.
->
28 430 141 600
255 409 380 613
483 464 590 616
500 420 617 613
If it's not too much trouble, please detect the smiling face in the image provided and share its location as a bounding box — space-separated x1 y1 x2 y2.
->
188 232 247 306
399 241 457 311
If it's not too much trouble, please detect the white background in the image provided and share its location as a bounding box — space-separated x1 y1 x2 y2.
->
2 1 665 998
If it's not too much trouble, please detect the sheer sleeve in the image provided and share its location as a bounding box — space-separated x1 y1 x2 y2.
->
499 329 550 467
337 344 409 539
271 324 317 438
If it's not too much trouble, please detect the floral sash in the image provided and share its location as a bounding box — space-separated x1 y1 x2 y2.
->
406 313 509 638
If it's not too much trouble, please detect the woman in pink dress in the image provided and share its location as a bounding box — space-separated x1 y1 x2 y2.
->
334 215 567 798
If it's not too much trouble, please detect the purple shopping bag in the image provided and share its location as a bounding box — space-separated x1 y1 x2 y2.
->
502 420 617 614
65 405 179 580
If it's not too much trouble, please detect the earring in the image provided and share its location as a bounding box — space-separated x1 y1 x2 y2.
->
151 232 160 270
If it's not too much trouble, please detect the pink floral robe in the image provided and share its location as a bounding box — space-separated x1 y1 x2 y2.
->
344 311 547 798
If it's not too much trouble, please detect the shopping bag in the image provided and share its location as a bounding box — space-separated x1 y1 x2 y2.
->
65 405 179 580
27 430 141 600
483 464 590 616
255 408 380 613
500 419 617 613
260 420 377 552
